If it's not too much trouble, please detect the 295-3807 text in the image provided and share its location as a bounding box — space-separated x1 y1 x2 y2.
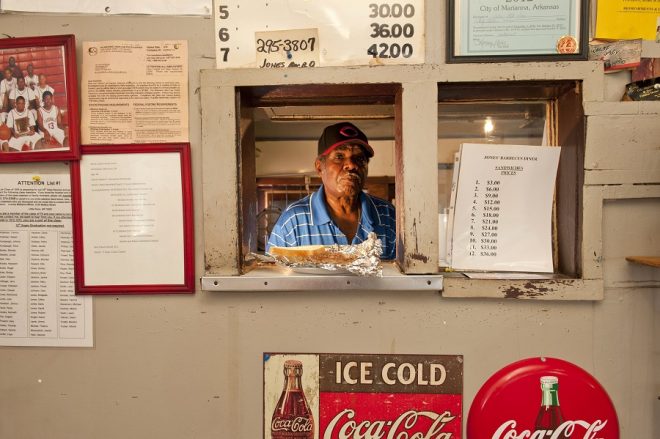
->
256 38 317 54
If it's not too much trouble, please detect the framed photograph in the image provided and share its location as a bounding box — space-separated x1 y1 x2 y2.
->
447 0 588 63
0 34 80 162
71 143 194 294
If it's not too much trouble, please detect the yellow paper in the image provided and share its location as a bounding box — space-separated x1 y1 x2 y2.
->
596 0 660 40
81 40 189 144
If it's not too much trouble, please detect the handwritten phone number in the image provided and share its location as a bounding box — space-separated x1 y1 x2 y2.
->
256 37 316 54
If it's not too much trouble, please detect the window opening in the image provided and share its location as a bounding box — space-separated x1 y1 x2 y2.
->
237 84 400 270
437 81 584 278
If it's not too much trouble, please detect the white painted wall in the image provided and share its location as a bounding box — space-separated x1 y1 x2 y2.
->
0 6 658 439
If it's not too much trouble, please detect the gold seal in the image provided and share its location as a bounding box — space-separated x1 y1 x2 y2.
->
556 35 578 54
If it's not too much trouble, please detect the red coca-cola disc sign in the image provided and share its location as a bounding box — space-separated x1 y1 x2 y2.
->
467 357 619 439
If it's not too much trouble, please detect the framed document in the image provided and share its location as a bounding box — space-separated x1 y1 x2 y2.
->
0 34 80 162
71 143 194 294
448 0 588 63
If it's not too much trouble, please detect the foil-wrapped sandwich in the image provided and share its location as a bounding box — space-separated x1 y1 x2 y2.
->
268 232 383 276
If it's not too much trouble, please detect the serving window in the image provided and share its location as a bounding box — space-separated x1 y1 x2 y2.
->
200 66 599 297
237 84 399 262
438 81 586 285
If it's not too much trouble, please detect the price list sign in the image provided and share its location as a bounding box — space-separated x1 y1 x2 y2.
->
449 143 561 273
213 0 425 68
474 178 502 258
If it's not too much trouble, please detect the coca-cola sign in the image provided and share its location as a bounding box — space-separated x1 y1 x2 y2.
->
272 416 314 433
492 419 608 439
264 353 463 439
467 357 619 439
323 408 458 439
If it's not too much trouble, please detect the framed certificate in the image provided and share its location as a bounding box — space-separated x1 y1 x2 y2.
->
71 143 194 294
448 0 588 63
0 34 80 162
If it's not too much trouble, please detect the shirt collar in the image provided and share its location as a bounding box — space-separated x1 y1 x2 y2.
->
311 185 382 227
310 185 332 225
360 191 383 227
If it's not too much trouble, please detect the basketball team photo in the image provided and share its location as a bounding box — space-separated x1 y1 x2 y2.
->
0 34 79 163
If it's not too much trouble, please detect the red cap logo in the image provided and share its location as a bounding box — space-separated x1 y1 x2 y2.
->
339 125 359 138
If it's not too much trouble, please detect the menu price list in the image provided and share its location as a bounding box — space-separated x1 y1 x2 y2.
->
449 143 561 273
468 179 501 258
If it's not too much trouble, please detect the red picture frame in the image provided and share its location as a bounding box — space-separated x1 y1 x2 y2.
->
0 34 80 162
71 143 194 294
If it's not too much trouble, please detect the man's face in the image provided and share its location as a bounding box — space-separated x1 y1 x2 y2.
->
315 144 369 199
17 78 25 90
3 69 11 80
8 57 16 67
43 94 52 108
16 98 25 112
39 75 47 86
27 65 34 75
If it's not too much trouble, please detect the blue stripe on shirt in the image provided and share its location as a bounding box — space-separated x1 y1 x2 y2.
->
266 185 396 260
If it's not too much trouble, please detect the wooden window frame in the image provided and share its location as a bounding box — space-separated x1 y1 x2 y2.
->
199 64 604 298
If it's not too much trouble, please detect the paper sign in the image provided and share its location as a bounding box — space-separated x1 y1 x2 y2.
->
0 0 211 15
255 28 320 69
214 0 425 68
448 143 561 273
589 39 642 72
79 152 185 286
81 40 189 144
0 172 93 347
596 0 660 40
454 0 582 57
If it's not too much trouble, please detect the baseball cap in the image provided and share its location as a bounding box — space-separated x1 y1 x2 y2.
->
317 122 374 158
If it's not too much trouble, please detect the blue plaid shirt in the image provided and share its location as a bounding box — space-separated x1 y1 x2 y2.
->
266 186 396 260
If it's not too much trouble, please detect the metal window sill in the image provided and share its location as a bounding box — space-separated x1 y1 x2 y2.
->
201 263 443 292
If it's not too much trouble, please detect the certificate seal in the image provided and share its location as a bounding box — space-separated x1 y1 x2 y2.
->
556 36 578 54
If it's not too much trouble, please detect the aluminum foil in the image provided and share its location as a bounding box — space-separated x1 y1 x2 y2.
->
270 232 383 277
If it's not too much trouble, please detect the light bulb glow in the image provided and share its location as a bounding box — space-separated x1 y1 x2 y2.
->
484 118 494 135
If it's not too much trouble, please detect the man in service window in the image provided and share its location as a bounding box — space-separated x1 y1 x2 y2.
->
266 122 396 260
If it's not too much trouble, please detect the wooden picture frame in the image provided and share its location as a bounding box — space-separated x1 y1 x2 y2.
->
0 34 80 162
447 0 589 63
71 143 194 294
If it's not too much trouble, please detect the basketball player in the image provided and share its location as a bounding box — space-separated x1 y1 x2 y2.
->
3 96 43 152
6 57 22 79
9 77 37 119
37 91 67 148
0 68 16 112
24 64 38 90
35 74 55 108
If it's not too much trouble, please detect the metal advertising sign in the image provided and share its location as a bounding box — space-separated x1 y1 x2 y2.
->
264 353 463 439
467 357 619 439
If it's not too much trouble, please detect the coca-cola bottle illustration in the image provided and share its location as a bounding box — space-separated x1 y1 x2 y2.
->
534 376 568 438
271 359 314 439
